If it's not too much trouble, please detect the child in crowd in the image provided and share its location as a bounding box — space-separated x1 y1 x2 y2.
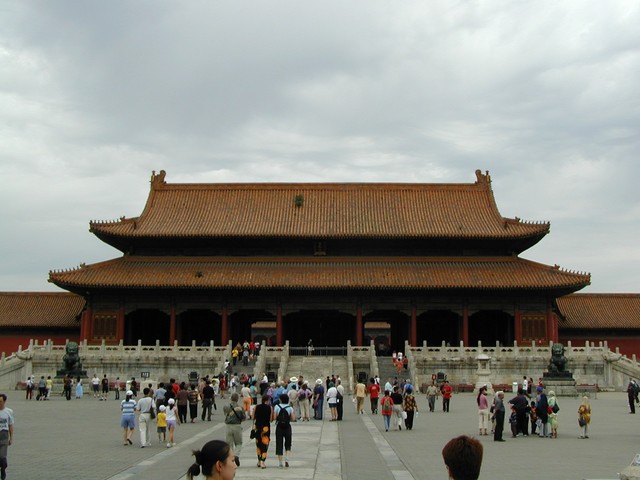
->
509 406 518 437
157 405 167 443
529 401 537 435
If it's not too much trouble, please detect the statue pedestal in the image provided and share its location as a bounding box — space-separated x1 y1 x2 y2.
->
543 372 578 397
474 353 493 395
56 369 87 379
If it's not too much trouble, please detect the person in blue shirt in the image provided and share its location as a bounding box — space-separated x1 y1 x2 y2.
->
120 390 137 446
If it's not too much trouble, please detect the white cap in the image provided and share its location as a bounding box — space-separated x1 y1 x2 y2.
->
126 390 133 396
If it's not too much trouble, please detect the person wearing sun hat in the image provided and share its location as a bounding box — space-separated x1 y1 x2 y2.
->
120 390 136 446
312 379 325 420
166 397 180 447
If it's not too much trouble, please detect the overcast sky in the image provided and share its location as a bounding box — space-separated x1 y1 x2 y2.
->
1 1 638 293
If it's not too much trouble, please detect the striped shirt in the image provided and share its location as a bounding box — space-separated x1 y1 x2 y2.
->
121 399 136 417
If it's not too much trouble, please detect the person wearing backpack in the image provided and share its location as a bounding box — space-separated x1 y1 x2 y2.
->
272 393 296 468
380 390 394 432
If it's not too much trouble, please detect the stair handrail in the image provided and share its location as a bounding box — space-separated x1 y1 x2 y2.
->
369 339 379 379
346 341 354 394
253 341 267 380
276 341 290 383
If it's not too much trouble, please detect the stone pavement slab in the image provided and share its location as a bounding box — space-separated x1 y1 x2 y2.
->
5 391 639 479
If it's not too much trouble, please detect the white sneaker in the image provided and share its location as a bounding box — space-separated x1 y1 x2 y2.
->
167 443 172 448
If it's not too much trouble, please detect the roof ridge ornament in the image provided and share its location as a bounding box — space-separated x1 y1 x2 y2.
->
151 170 167 190
475 169 491 186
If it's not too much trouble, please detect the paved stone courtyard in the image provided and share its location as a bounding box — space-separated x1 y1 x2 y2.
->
5 390 638 479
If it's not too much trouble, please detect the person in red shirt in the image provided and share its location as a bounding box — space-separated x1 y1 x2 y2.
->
441 380 453 412
368 378 381 414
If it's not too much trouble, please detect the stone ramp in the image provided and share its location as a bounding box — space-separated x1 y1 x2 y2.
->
284 356 350 386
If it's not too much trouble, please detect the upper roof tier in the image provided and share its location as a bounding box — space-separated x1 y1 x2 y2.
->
89 170 550 243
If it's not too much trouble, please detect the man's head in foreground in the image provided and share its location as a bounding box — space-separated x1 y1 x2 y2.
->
442 435 483 480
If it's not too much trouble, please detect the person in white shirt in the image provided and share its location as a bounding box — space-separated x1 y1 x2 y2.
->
136 388 155 447
336 380 345 420
165 398 179 447
326 383 338 421
0 394 14 480
91 374 100 398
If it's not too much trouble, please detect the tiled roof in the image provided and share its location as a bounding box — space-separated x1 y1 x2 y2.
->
49 256 589 291
0 292 85 328
557 294 640 329
89 170 549 240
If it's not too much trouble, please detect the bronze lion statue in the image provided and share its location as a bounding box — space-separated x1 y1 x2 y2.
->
63 341 81 372
547 343 567 373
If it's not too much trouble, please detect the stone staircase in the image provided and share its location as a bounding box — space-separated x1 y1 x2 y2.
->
377 356 410 386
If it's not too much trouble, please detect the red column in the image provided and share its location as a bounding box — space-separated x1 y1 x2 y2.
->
169 304 177 345
86 306 94 343
355 305 363 346
276 304 283 346
117 305 125 343
221 304 229 345
410 304 417 347
81 307 91 342
514 306 522 344
547 304 557 343
462 305 469 346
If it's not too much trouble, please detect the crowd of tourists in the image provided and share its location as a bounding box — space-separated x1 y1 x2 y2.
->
15 368 608 478
482 376 592 442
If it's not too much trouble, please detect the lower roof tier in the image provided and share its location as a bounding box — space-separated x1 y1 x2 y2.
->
49 255 590 293
557 294 640 329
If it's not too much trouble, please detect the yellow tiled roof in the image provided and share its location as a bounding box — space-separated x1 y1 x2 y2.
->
557 294 640 329
49 256 589 291
0 292 84 328
89 170 549 240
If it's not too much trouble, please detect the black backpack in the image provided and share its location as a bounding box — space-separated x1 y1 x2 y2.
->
277 405 291 425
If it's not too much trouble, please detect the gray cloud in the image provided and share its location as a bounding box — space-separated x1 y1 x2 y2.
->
1 1 638 292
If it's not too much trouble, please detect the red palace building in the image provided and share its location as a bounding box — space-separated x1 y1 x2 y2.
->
48 169 591 353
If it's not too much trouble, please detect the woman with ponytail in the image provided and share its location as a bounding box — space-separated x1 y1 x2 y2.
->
186 439 239 480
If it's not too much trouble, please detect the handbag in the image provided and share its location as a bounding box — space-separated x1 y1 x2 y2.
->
401 411 408 419
250 426 257 439
148 406 156 419
578 417 586 427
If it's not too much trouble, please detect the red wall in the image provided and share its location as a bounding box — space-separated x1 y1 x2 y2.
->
0 333 79 356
